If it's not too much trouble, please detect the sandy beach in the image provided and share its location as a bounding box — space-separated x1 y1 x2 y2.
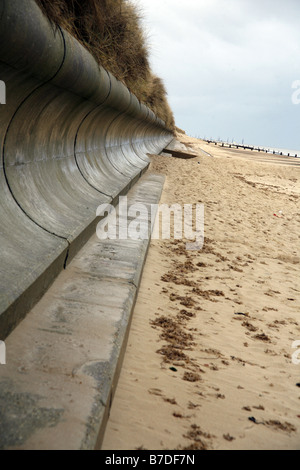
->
102 132 300 451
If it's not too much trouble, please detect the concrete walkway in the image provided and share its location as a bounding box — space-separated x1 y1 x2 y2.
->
0 172 165 450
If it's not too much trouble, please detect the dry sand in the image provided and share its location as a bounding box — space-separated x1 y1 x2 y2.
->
102 133 300 450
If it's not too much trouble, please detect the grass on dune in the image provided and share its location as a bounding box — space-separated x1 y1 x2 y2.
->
35 0 175 130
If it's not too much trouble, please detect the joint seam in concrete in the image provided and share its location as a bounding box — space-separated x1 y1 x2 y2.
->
1 25 68 240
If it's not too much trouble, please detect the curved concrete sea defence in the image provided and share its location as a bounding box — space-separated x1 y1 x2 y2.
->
0 0 173 340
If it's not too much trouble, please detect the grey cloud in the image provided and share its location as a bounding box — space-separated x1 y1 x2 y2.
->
139 0 300 148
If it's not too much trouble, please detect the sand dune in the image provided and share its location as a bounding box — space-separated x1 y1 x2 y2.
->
102 133 300 450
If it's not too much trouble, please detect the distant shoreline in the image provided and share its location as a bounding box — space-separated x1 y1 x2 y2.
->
202 139 300 158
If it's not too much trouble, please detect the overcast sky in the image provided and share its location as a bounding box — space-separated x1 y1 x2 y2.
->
138 0 300 150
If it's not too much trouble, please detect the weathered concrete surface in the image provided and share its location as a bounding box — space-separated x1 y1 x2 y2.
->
161 138 198 159
0 0 172 340
0 173 165 450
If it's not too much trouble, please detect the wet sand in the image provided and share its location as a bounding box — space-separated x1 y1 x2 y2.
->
102 133 300 450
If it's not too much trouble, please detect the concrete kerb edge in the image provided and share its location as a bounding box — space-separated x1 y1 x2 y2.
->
81 174 166 450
